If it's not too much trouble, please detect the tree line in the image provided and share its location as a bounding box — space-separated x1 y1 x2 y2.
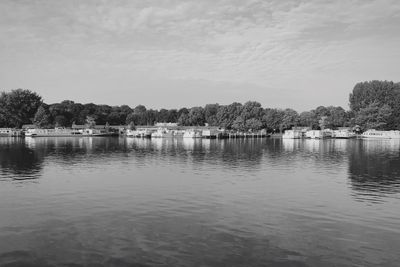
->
1 80 399 132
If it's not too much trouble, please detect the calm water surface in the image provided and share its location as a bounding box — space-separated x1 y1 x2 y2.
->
0 137 399 267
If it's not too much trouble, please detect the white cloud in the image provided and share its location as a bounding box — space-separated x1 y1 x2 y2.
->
0 0 399 110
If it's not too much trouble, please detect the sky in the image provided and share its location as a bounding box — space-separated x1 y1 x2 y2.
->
0 0 399 111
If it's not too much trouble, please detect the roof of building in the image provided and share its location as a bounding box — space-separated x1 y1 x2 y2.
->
21 124 36 129
71 124 126 129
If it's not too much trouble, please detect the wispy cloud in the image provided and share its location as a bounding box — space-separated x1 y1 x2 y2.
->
0 0 399 110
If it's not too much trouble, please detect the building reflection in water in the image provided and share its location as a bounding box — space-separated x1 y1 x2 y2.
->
3 137 400 203
281 138 400 201
280 139 349 172
181 138 201 151
0 138 44 180
347 139 400 202
302 139 321 153
124 137 265 170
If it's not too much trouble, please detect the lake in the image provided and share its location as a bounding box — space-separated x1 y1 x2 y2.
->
0 137 399 267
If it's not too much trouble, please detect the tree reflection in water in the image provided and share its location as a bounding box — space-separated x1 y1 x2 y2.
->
2 137 400 203
348 139 400 199
0 138 44 180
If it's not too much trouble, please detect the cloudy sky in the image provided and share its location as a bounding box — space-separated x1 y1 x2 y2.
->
0 0 399 111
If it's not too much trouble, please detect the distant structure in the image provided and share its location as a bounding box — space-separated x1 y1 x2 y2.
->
155 122 178 127
0 128 23 137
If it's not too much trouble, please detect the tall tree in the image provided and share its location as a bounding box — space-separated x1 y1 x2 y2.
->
134 105 148 125
281 108 299 130
0 89 42 127
232 116 245 131
299 111 317 129
262 108 285 132
119 105 133 124
94 105 112 125
145 109 157 125
349 81 399 112
215 103 242 129
188 107 205 126
204 104 219 126
85 116 96 129
349 80 400 129
245 118 263 131
177 113 190 126
158 109 169 122
107 110 122 125
355 102 392 130
167 109 178 123
54 115 67 127
33 105 51 128
326 106 347 128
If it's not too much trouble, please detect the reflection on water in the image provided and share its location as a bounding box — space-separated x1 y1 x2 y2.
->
0 137 400 266
0 138 43 180
348 139 400 201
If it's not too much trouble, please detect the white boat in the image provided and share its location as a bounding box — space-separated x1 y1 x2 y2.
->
126 129 151 138
391 131 400 138
282 130 302 139
305 130 324 139
151 128 174 138
323 129 333 138
25 128 82 137
201 129 218 139
183 129 202 138
0 128 22 137
126 129 135 137
305 130 332 139
361 130 400 139
332 129 356 139
81 128 116 136
24 129 38 137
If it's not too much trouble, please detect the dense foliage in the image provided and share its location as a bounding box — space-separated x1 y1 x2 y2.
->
0 89 43 128
1 81 399 131
349 80 400 130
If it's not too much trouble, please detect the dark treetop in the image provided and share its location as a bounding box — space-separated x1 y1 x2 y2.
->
1 80 399 131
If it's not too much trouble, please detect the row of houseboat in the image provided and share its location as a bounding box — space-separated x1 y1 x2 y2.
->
282 128 400 139
2 126 400 140
0 128 23 137
360 129 400 139
0 126 119 137
125 128 266 139
0 127 266 139
24 128 119 137
282 129 356 139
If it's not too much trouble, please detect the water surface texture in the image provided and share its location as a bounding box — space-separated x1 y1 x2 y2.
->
0 137 399 267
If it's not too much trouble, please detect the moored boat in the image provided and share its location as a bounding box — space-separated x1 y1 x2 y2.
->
126 129 152 138
151 128 174 138
25 128 82 137
332 129 356 139
0 128 23 137
81 128 117 137
282 130 302 139
25 127 117 137
183 129 202 138
305 129 332 139
305 130 324 139
361 130 400 139
201 129 218 139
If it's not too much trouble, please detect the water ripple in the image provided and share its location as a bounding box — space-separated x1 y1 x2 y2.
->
0 137 400 266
